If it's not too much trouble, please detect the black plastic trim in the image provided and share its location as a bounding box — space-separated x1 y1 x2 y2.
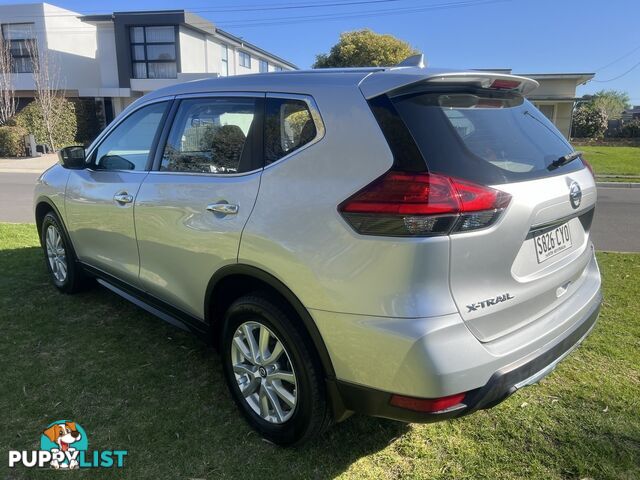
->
81 262 209 339
527 206 596 239
336 296 601 423
367 94 426 172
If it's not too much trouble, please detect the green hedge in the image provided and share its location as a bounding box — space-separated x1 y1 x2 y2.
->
14 98 77 149
619 119 640 138
73 99 101 145
13 98 102 150
0 125 28 157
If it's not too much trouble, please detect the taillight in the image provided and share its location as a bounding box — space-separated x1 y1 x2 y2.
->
338 171 511 237
581 156 595 179
389 392 466 413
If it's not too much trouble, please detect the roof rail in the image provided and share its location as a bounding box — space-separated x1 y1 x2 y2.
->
396 53 426 68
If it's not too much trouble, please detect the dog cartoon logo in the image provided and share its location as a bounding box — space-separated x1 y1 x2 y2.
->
40 420 88 469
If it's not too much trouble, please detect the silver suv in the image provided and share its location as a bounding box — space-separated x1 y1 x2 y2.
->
34 63 602 445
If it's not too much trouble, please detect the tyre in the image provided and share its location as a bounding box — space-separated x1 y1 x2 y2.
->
221 293 332 445
40 212 87 293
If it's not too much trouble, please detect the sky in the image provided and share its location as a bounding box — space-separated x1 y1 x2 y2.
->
2 0 639 104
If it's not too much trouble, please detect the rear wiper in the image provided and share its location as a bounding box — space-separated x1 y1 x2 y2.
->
548 150 583 170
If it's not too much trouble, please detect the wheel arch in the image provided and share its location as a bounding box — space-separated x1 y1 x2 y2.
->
35 197 69 245
205 264 336 380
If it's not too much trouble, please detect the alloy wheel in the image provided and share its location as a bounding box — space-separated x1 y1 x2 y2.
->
45 225 67 283
230 321 297 424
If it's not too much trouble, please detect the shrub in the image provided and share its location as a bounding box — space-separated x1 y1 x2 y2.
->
72 99 101 145
572 105 608 138
619 119 640 138
0 125 28 157
14 98 77 149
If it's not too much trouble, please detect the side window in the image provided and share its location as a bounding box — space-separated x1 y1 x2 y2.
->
93 102 168 171
161 97 259 174
265 98 317 165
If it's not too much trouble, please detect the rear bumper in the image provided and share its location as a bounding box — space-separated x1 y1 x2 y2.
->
333 295 601 422
313 251 602 422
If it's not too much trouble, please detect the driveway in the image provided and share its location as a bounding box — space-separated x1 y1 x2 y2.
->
0 157 638 252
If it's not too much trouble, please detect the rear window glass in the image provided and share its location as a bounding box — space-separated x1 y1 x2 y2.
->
390 90 584 185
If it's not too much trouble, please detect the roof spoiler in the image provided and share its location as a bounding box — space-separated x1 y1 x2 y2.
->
423 72 539 95
396 53 426 68
360 69 540 99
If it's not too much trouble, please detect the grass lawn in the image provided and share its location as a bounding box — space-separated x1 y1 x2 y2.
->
1 223 638 479
580 145 640 177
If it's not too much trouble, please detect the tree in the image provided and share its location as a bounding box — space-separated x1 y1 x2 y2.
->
572 104 608 138
0 39 17 126
26 38 64 150
314 29 418 68
585 90 630 120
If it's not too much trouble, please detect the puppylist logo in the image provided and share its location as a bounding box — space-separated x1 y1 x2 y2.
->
8 420 128 470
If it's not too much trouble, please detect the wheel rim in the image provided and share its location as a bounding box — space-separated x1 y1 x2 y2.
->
230 321 297 424
45 225 67 283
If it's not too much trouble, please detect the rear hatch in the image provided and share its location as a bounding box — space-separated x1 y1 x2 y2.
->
388 82 597 342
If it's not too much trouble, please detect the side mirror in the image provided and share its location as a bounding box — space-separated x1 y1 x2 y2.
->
58 146 86 169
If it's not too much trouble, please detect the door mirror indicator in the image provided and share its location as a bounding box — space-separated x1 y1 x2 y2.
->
58 146 86 169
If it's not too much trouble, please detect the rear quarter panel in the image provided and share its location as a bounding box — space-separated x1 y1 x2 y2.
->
239 84 457 318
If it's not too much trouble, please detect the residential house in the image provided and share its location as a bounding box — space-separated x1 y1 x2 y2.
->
476 69 595 138
0 3 296 125
621 105 640 121
0 3 594 139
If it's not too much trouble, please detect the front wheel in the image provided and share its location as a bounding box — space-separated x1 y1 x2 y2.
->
40 212 86 293
221 293 332 445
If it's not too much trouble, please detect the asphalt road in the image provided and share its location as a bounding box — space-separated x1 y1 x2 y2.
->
0 172 40 223
591 187 640 253
0 172 638 252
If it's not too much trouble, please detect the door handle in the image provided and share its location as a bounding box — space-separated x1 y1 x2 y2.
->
206 203 239 215
113 193 134 204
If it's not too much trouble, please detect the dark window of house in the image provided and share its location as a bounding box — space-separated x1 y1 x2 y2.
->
161 98 260 174
220 44 229 76
130 26 177 79
259 59 268 73
1 23 35 73
239 51 251 68
265 98 317 165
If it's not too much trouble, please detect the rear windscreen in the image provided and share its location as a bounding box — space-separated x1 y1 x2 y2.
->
390 90 585 185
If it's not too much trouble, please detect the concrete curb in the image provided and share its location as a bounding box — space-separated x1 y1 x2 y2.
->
0 168 45 174
596 182 640 188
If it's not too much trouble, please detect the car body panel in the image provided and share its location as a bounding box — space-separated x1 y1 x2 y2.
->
311 252 600 398
239 83 458 318
64 169 147 285
34 163 70 223
135 171 262 319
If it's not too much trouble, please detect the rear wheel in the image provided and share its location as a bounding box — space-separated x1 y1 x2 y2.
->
221 293 331 445
40 212 86 293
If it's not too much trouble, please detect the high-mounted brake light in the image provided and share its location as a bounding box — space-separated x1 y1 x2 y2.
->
338 171 511 237
490 79 521 90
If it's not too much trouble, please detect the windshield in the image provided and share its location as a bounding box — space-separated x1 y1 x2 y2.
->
391 90 584 185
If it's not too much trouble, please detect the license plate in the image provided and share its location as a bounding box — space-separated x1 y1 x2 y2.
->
534 222 572 263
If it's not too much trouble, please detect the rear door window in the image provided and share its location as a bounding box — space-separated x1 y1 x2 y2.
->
390 90 584 185
160 97 262 174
